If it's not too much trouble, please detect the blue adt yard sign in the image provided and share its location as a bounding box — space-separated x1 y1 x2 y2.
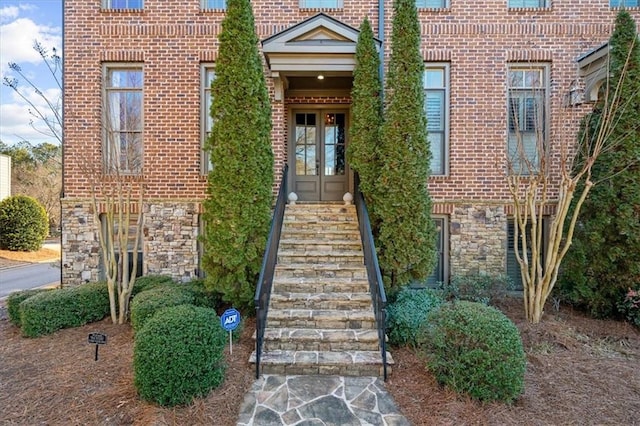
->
221 308 241 331
221 308 241 355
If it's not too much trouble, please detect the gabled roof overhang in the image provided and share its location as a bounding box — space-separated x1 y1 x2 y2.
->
262 13 380 75
577 42 610 102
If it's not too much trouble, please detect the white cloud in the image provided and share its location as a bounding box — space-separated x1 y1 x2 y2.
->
0 17 62 77
1 86 61 145
0 6 20 22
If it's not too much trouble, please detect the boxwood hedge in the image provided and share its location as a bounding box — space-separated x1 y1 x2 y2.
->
133 304 227 407
20 282 110 337
418 301 526 403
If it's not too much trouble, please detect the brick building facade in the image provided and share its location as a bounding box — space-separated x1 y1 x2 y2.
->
61 0 640 286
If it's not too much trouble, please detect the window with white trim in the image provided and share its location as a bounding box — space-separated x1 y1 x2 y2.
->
610 0 639 7
104 65 143 174
508 0 547 7
417 0 448 8
201 0 226 9
202 65 215 174
507 65 548 174
299 0 343 8
424 64 449 176
102 0 143 9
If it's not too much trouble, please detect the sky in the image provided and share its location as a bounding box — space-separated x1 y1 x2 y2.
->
0 0 62 146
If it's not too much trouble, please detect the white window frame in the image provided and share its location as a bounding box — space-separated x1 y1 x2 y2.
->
299 0 343 8
416 0 449 8
103 63 144 175
201 0 227 10
424 63 450 176
508 0 548 8
102 0 144 9
201 64 215 174
506 63 550 175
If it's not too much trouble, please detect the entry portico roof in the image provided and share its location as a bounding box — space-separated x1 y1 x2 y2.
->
262 13 380 74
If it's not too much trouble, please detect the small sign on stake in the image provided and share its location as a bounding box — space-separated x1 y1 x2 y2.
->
220 308 241 355
88 332 107 361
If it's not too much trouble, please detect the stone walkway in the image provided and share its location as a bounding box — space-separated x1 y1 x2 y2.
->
237 375 410 426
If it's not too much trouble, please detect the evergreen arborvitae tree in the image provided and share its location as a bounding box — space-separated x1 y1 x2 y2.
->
377 0 437 291
348 17 383 222
559 10 640 318
202 0 274 310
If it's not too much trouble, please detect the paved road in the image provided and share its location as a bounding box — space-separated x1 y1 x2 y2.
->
0 263 61 299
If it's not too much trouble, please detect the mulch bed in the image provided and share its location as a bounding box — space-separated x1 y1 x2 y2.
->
1 298 638 425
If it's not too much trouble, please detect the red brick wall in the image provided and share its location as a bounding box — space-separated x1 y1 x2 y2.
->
63 0 640 203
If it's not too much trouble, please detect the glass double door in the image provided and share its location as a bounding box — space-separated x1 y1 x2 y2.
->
292 110 348 201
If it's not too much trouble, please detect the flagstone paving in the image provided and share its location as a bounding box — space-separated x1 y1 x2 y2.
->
237 375 410 426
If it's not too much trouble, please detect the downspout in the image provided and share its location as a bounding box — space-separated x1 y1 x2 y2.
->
378 0 385 89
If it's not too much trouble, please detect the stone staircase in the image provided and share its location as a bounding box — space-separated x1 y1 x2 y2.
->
250 203 392 377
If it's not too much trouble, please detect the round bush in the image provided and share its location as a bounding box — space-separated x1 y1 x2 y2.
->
130 285 195 332
133 304 227 407
131 275 176 297
418 301 526 403
387 287 444 346
0 195 48 251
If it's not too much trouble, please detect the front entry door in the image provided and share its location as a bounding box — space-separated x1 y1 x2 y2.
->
292 110 348 201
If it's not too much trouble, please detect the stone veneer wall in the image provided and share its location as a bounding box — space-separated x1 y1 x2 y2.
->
449 204 507 277
61 201 200 286
61 202 101 285
145 202 199 282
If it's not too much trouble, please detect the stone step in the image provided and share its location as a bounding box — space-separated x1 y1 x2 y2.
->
258 328 380 351
267 308 376 330
280 228 361 240
278 238 363 251
277 250 364 266
269 292 372 310
285 204 356 215
249 349 393 377
282 220 359 232
274 263 368 280
272 276 370 293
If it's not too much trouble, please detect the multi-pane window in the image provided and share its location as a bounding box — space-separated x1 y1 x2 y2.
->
102 0 143 9
424 64 449 175
299 0 343 8
508 0 546 7
417 0 448 7
201 0 226 9
202 65 215 173
610 0 639 6
104 66 143 174
507 65 547 173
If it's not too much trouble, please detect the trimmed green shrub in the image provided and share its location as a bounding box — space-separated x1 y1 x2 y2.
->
377 0 437 290
202 0 274 311
0 195 49 251
20 282 110 337
131 275 176 297
6 288 52 327
439 274 515 305
418 301 526 403
182 279 223 309
618 288 640 328
133 304 227 407
387 287 443 346
130 285 195 332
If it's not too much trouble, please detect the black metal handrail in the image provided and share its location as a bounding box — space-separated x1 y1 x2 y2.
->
354 177 388 381
254 164 288 379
